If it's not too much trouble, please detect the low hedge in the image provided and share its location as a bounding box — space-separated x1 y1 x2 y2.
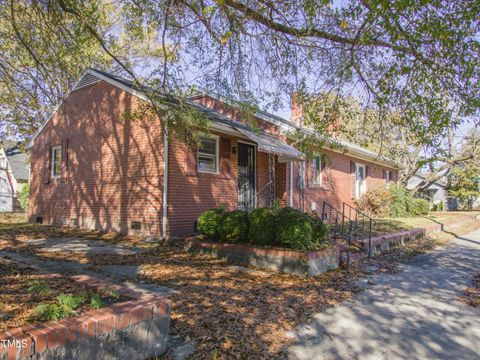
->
197 208 225 239
387 186 431 218
413 198 430 216
356 185 432 218
218 210 250 243
309 212 329 246
275 207 314 251
249 207 278 246
197 206 328 250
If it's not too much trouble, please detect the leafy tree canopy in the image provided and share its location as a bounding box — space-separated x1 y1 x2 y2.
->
0 0 478 152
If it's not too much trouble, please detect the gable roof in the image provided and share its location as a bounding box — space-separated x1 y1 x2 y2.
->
4 143 29 181
29 69 398 168
409 173 447 189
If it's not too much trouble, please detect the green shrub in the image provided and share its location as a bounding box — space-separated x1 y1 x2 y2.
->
414 198 430 215
249 207 278 246
19 183 29 211
56 293 88 310
308 213 329 246
432 201 445 212
275 207 313 250
197 209 225 239
218 210 250 243
32 290 111 322
388 186 411 217
389 186 430 217
34 303 72 321
27 282 51 295
91 293 105 309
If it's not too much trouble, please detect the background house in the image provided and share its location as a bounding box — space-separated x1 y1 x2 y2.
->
406 174 448 210
0 142 29 212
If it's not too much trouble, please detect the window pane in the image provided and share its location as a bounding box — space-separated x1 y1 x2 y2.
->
357 166 364 180
198 155 216 172
199 138 216 155
314 157 321 171
198 137 218 172
313 156 322 184
52 147 62 176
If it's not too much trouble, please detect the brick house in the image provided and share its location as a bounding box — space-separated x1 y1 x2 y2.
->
28 69 398 238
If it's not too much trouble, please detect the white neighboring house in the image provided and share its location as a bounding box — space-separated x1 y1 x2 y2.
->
406 174 448 209
0 142 29 212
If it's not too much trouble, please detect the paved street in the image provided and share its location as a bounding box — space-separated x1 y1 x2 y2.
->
288 230 480 359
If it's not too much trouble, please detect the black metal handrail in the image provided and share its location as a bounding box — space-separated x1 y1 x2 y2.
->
320 201 376 269
342 202 376 259
320 201 353 242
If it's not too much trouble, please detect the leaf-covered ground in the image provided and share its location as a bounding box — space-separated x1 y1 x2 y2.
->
0 213 153 248
462 272 480 308
0 258 122 330
1 214 479 358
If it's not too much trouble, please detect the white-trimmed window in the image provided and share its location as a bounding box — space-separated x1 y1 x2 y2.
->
312 155 322 185
385 170 392 184
51 145 62 178
355 163 367 198
197 135 219 173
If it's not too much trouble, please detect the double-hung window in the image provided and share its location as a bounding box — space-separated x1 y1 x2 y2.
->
51 145 62 178
197 136 219 173
312 155 322 185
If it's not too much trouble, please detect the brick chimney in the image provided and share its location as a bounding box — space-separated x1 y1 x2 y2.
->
291 92 342 135
291 92 303 127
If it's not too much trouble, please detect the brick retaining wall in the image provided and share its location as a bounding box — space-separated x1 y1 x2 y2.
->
361 215 479 255
0 274 171 360
186 239 340 276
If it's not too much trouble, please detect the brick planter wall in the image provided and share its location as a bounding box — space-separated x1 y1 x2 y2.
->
0 274 171 360
360 215 479 255
186 239 340 276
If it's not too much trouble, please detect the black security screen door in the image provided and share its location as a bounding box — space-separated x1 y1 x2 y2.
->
238 142 256 210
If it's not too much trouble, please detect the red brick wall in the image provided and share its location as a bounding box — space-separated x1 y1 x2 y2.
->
290 149 398 213
29 81 165 235
167 133 238 236
29 85 276 237
167 136 280 236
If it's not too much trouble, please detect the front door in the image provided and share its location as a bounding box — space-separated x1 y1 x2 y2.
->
238 142 256 210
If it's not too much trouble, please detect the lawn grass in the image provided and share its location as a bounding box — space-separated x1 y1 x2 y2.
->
372 211 480 236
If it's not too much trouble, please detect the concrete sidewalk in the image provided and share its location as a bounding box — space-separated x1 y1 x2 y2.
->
288 230 480 360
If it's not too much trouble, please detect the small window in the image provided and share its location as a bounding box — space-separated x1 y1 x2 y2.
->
312 156 322 185
131 221 142 230
51 145 62 178
198 136 219 173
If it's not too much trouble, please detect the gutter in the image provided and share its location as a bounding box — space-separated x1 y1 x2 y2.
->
161 123 169 239
290 162 294 207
